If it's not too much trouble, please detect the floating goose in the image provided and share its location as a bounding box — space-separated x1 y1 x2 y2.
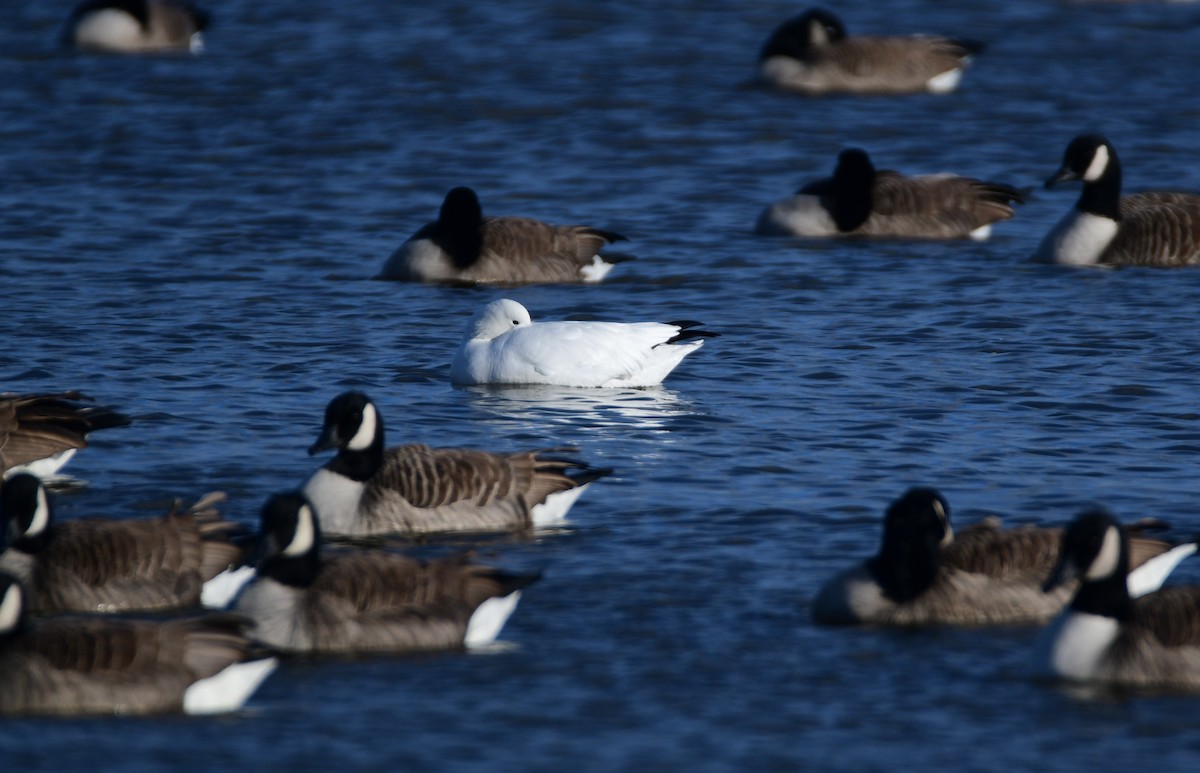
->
379 187 631 284
1035 134 1200 267
813 488 1175 626
64 0 209 54
231 493 538 654
302 391 610 536
0 473 243 613
451 298 716 388
1035 510 1200 688
758 8 983 95
0 572 275 716
0 391 130 480
756 148 1024 240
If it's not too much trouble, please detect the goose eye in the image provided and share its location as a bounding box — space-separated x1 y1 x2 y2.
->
512 319 519 325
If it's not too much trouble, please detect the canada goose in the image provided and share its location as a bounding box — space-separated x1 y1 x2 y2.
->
756 148 1024 240
451 298 717 387
0 473 243 613
379 187 632 284
1035 510 1200 688
231 493 538 654
302 391 610 536
0 573 275 716
1035 134 1200 267
813 488 1176 626
0 391 130 480
758 8 983 95
64 0 209 54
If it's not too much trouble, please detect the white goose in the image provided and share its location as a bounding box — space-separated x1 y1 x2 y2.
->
450 299 717 388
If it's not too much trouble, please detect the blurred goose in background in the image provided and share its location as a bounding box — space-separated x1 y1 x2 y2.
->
64 0 209 54
813 488 1182 626
757 148 1024 240
0 391 129 480
1035 134 1200 267
0 474 243 613
451 298 716 387
0 572 275 716
380 187 632 284
758 8 983 95
232 493 539 654
1035 510 1200 688
302 391 610 536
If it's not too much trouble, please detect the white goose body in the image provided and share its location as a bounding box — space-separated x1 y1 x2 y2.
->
301 391 609 536
450 299 715 388
1036 135 1200 267
233 494 536 654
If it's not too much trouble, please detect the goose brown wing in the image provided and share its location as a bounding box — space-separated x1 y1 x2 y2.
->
469 217 625 282
1111 193 1200 266
821 36 971 88
1134 587 1200 647
302 553 499 650
0 614 251 714
0 392 129 471
371 444 580 510
31 512 215 611
942 520 1062 580
872 173 1021 223
313 552 533 611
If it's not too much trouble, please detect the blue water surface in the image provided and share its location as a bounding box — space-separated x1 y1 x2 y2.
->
4 0 1200 770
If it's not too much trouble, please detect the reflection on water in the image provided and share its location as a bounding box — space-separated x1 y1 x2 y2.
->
457 383 695 432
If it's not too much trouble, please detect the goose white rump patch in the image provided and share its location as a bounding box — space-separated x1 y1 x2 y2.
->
465 591 522 648
183 658 277 715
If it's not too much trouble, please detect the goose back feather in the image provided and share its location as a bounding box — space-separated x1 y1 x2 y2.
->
757 149 1022 240
0 575 273 715
235 494 539 653
381 187 629 284
759 9 982 95
0 476 243 613
0 391 129 478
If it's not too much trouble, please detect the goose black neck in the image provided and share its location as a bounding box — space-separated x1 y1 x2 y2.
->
830 153 875 232
12 525 55 555
435 190 485 270
869 539 940 604
1070 572 1133 621
327 433 385 482
1077 160 1123 221
258 550 321 589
